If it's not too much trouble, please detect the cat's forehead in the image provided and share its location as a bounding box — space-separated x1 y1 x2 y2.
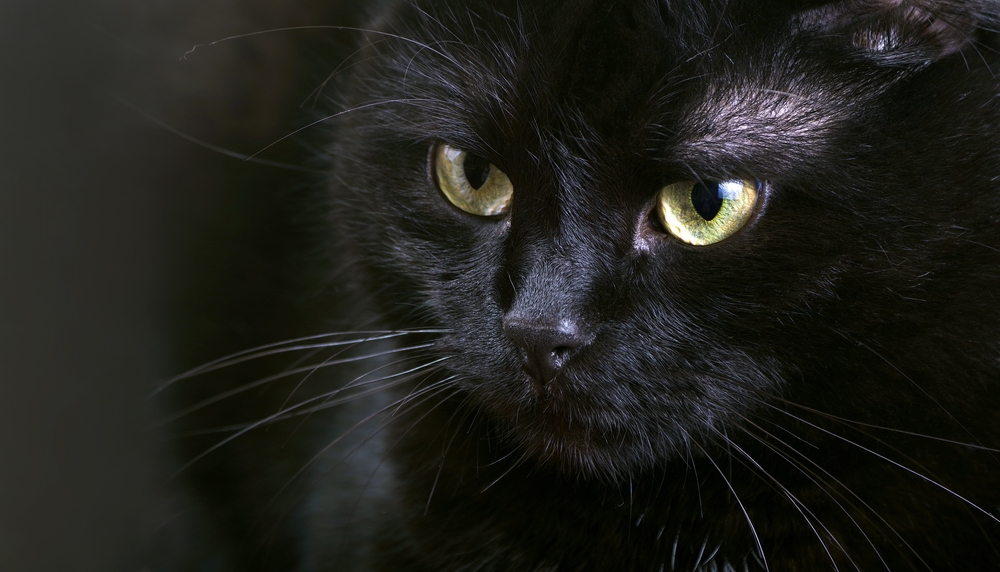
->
387 0 880 172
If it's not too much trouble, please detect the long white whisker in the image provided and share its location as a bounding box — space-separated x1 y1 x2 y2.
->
836 331 995 457
480 448 530 493
738 417 922 571
280 355 452 439
776 398 1000 453
250 378 462 542
248 98 436 160
278 339 375 413
167 356 449 478
177 378 411 438
307 376 463 476
760 404 990 565
711 427 853 572
303 40 396 107
424 391 477 514
324 379 466 557
172 358 450 437
761 401 1000 526
347 374 463 462
114 96 325 174
768 401 997 566
180 25 462 64
692 442 769 572
152 329 445 395
278 357 453 428
156 343 437 426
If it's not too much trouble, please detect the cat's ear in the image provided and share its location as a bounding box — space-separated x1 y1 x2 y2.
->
800 0 999 65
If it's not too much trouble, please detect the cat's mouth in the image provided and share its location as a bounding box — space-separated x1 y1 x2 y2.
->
444 329 743 478
507 408 606 461
508 405 653 479
464 354 739 479
478 369 662 478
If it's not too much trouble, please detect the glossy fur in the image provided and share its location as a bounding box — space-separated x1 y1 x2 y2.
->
166 0 1000 570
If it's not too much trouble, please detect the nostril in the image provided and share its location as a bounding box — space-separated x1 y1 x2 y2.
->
552 345 573 359
502 317 590 384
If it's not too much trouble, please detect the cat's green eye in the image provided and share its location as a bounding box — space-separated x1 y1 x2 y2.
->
656 179 760 245
433 143 513 216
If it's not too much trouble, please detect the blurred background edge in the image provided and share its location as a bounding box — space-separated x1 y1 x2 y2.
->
0 1 362 570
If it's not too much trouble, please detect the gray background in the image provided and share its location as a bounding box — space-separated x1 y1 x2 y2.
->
0 1 352 569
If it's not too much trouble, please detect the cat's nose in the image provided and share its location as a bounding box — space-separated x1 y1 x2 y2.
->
503 317 588 384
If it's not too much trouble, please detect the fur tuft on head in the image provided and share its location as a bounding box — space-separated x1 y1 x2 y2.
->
802 0 1000 64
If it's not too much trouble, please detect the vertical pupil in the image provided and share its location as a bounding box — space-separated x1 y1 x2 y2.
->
462 153 492 189
691 182 724 220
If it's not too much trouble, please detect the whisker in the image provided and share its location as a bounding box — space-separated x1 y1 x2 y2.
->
834 331 994 456
714 430 856 570
345 373 464 461
247 98 436 160
737 416 922 571
761 403 993 566
171 376 414 437
323 378 467 557
167 356 450 478
303 47 392 107
760 401 1000 526
280 352 449 440
480 448 530 493
378 381 465 462
691 535 709 570
112 96 325 173
249 377 462 553
774 398 1000 453
156 343 437 426
692 441 769 572
174 357 451 437
180 25 462 64
152 329 446 395
425 391 478 514
275 356 454 425
278 339 368 413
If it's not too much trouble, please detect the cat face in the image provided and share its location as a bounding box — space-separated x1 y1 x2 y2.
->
328 0 1000 481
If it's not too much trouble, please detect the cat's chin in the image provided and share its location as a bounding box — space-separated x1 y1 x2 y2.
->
491 396 680 482
509 423 664 482
521 434 635 481
453 365 719 481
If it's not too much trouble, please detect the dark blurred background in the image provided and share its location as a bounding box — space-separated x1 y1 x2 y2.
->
0 1 358 569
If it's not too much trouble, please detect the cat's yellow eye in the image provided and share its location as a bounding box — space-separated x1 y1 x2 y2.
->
433 143 513 216
656 179 760 245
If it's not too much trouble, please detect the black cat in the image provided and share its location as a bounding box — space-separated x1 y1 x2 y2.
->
163 0 1000 570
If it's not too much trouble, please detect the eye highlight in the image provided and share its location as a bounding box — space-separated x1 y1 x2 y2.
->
433 143 513 216
656 179 760 245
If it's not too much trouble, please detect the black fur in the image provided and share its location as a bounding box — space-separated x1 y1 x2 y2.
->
165 0 1000 570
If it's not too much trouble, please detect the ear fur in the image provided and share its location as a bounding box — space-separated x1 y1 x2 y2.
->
801 0 1000 65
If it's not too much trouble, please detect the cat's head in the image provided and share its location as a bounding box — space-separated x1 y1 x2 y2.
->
328 0 1000 480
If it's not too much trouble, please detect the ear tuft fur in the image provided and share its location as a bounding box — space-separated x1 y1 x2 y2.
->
803 0 999 65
